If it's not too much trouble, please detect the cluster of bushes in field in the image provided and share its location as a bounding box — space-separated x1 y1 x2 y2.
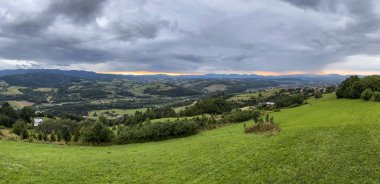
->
244 114 279 133
336 75 380 101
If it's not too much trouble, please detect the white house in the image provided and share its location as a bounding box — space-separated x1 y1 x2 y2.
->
33 118 43 127
265 102 275 106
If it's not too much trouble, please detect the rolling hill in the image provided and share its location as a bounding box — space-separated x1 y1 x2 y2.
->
0 94 379 183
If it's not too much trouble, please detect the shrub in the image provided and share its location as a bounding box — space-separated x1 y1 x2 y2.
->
80 121 114 144
37 133 42 140
245 115 279 133
361 89 373 101
43 133 48 141
61 126 71 142
220 110 260 124
56 131 62 142
50 133 56 142
12 120 28 139
314 92 322 99
373 91 380 102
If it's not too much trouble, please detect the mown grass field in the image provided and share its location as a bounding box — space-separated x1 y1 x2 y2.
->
1 94 379 183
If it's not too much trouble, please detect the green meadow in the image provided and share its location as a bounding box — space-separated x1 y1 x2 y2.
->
0 94 379 183
1 86 25 95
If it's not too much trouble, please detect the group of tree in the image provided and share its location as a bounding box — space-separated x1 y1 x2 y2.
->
124 107 177 125
336 75 380 101
0 102 35 128
179 97 234 116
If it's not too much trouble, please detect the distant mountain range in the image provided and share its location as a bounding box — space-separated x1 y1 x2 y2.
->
0 69 349 81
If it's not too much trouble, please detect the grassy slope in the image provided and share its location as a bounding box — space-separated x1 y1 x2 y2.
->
1 94 379 183
1 86 25 95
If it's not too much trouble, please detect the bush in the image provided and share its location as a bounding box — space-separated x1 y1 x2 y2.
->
61 126 71 142
12 120 28 139
361 89 373 101
80 121 114 144
245 115 279 133
50 133 56 142
314 92 322 99
373 91 380 102
220 110 260 124
37 133 42 140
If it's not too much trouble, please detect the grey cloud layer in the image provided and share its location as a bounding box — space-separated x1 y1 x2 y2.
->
0 0 380 73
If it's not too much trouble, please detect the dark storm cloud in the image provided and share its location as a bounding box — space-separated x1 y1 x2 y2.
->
112 19 170 41
48 0 107 23
1 0 380 73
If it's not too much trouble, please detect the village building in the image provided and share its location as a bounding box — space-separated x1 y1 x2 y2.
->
33 118 43 127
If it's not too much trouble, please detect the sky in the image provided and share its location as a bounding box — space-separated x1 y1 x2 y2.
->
1 0 380 75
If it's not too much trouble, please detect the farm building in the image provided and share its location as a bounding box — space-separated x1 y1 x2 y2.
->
33 118 43 126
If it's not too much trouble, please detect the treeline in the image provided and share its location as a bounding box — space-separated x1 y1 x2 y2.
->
33 108 261 145
336 75 380 101
3 104 262 145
